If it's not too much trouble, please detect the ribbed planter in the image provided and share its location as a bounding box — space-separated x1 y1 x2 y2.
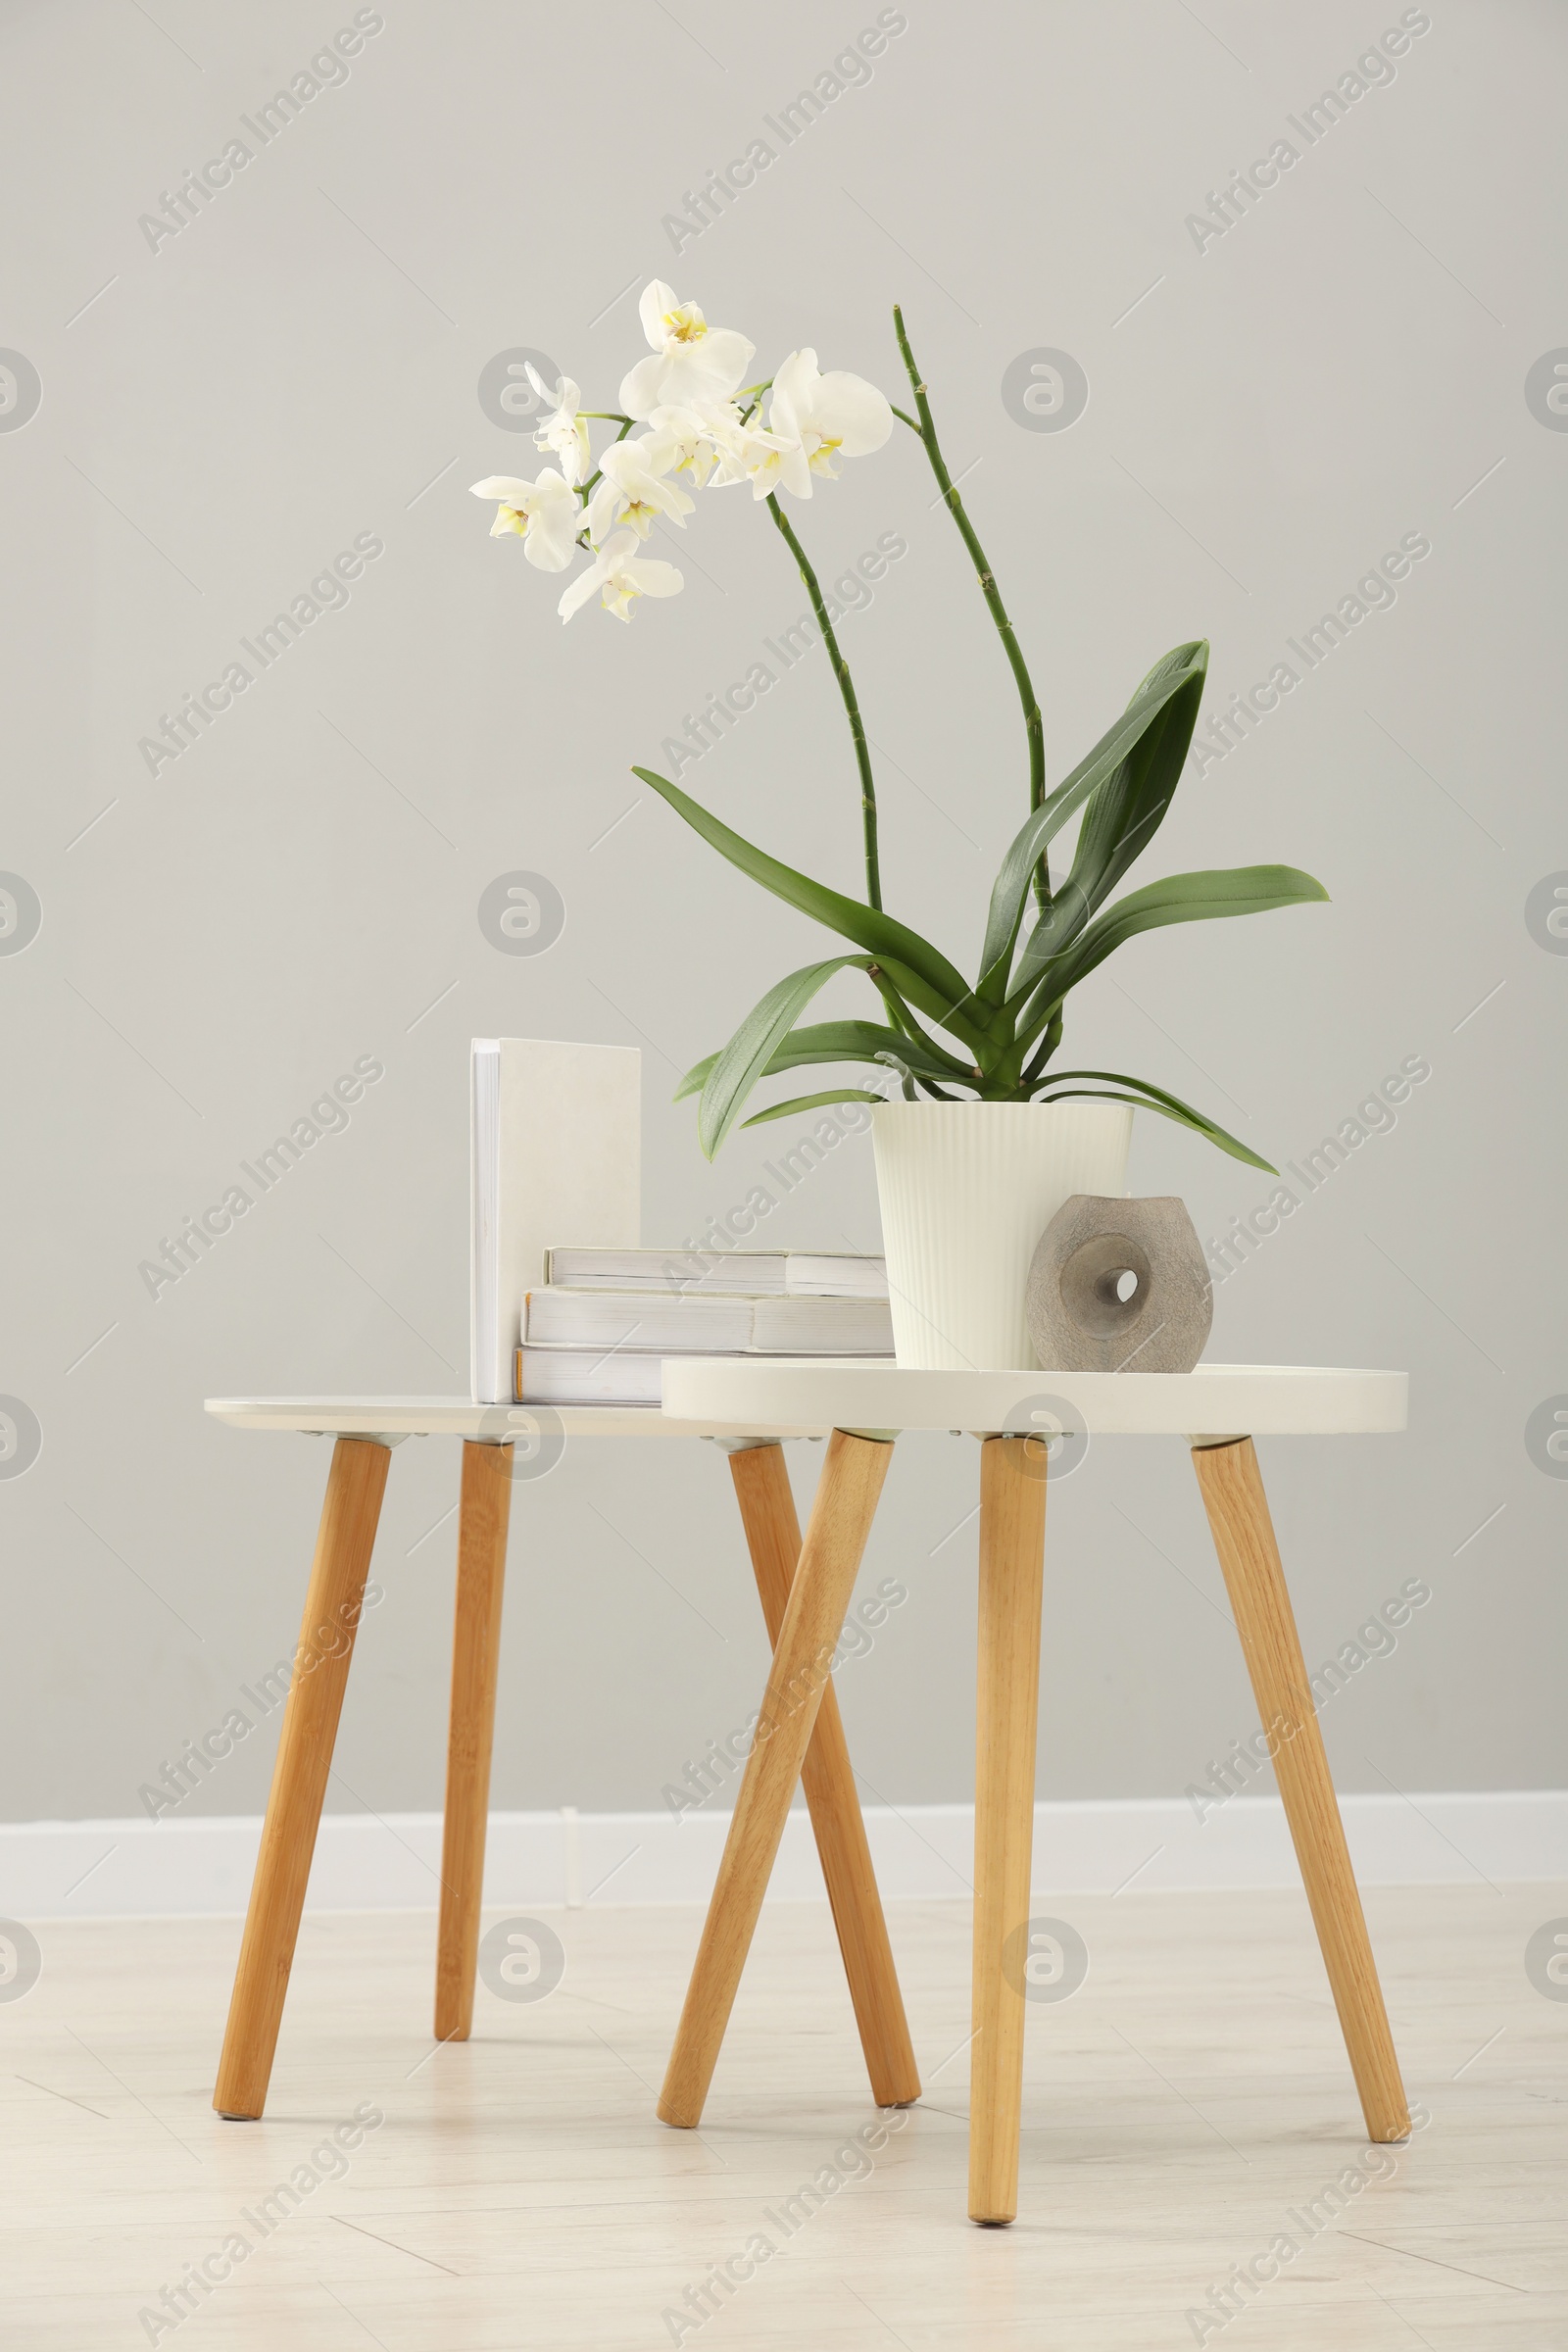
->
871 1101 1134 1370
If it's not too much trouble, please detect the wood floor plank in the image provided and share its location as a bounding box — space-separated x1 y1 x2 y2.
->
0 1886 1561 2346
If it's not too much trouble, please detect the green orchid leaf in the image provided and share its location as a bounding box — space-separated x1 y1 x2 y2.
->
1016 864 1329 1039
676 1018 965 1108
866 961 995 1067
763 1019 964 1083
697 957 868 1158
635 766 986 1049
1021 1004 1065 1086
1010 643 1209 997
882 1054 920 1101
1041 1066 1253 1149
866 1041 917 1100
1068 641 1208 896
1032 1086 1276 1172
740 1089 888 1128
872 1048 959 1102
977 641 1207 1003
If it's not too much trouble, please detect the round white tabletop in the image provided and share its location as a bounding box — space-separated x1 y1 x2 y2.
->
204 1395 831 1441
659 1359 1407 1438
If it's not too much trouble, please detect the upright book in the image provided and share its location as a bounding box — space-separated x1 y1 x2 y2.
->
469 1039 640 1404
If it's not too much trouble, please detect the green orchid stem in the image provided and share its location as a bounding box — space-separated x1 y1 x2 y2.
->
580 411 633 422
765 492 883 911
892 305 1049 909
577 417 636 501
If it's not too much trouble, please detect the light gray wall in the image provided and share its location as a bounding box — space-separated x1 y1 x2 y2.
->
2 0 1563 1830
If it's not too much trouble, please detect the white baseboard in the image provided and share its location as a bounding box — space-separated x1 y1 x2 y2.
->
6 1791 1563 1919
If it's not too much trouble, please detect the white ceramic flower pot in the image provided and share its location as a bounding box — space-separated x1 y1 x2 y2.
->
871 1100 1134 1370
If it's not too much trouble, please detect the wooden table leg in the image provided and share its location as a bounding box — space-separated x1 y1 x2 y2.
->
659 1429 893 2129
435 1440 514 2042
1192 1436 1410 2142
727 1443 920 2108
213 1435 390 2119
969 1435 1049 2225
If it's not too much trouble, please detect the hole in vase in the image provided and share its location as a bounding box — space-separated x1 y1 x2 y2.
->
1057 1235 1152 1337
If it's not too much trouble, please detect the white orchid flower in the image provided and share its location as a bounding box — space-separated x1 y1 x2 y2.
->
730 417 812 502
620 280 756 420
558 529 683 624
768 349 894 488
524 366 592 487
469 468 581 569
646 402 738 490
585 437 696 544
678 396 809 501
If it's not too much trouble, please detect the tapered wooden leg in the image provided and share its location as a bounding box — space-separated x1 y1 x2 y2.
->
213 1436 390 2119
435 1441 514 2042
969 1435 1048 2225
727 1443 920 2107
1192 1436 1410 2142
659 1430 893 2128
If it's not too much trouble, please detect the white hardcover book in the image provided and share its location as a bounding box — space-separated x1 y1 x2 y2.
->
749 1295 894 1352
520 1286 895 1356
543 1246 888 1298
523 1288 757 1352
469 1040 640 1404
515 1347 663 1405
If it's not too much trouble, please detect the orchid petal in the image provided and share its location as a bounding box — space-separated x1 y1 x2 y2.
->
812 368 895 454
557 564 603 621
625 558 682 597
618 351 669 420
523 362 569 406
522 507 579 571
639 279 678 348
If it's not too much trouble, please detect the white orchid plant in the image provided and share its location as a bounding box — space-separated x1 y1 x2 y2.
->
472 281 1325 1167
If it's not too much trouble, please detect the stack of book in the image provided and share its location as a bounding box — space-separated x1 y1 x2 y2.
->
466 1035 890 1410
515 1247 892 1404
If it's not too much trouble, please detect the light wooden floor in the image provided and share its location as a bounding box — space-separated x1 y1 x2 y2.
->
3 1886 1564 2348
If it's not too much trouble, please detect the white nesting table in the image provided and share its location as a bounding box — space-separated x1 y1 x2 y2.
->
202 1393 923 2128
207 1396 828 1442
655 1361 1412 2225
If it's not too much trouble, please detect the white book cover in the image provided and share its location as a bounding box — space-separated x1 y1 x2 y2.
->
469 1040 640 1403
543 1246 888 1297
520 1287 895 1356
515 1347 663 1405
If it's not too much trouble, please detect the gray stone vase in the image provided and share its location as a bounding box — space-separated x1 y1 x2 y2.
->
1025 1195 1213 1373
